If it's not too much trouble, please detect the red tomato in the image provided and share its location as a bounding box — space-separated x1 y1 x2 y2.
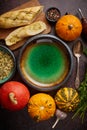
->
0 81 30 111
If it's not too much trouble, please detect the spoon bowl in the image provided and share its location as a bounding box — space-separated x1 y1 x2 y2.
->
73 40 83 56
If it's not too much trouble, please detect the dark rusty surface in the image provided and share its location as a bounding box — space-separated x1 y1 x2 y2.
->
0 0 87 130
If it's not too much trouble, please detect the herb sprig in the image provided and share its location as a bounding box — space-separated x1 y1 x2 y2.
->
73 71 87 122
83 48 87 56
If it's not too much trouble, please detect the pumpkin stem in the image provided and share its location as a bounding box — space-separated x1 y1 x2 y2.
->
68 24 73 30
9 92 18 105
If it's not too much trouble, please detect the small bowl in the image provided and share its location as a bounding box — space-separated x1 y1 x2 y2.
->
18 34 73 92
46 7 61 23
0 45 16 84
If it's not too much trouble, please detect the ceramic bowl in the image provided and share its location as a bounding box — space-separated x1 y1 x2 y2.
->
0 45 16 84
46 7 61 23
18 34 73 91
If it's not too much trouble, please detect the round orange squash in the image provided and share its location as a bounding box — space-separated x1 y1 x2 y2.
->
28 93 56 122
55 15 82 41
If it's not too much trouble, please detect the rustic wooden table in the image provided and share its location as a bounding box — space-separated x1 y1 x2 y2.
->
0 0 87 130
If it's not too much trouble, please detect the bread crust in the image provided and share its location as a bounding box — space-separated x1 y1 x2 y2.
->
5 21 46 46
0 6 43 28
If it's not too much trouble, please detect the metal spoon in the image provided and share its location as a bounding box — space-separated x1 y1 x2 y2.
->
52 109 67 128
73 40 83 89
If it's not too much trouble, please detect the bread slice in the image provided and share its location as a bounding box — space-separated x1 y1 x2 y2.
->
5 21 47 46
0 6 43 28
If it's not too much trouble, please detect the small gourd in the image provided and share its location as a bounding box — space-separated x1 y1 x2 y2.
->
0 81 30 111
28 93 56 122
55 15 82 41
54 87 80 112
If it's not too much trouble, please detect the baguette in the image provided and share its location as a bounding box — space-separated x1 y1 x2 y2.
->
0 6 43 28
5 21 47 46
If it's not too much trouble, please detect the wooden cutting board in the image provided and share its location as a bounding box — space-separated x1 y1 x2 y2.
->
0 0 51 50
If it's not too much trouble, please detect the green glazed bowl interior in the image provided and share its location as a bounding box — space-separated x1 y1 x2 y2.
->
18 34 73 91
0 45 16 84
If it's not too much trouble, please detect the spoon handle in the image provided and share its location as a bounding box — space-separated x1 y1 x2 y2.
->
52 118 60 128
75 57 80 89
78 8 84 18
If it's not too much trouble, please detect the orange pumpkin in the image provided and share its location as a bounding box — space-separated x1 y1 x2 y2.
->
55 15 82 41
28 93 56 122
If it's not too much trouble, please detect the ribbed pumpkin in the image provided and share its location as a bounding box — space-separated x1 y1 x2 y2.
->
28 93 56 122
54 87 80 112
55 15 82 41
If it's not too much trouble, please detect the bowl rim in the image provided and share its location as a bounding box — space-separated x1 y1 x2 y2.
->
17 34 73 91
45 7 61 22
0 45 16 84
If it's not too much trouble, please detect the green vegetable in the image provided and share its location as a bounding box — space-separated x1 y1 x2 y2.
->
83 48 87 56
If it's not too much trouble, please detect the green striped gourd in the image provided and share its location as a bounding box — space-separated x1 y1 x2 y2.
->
55 87 80 112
